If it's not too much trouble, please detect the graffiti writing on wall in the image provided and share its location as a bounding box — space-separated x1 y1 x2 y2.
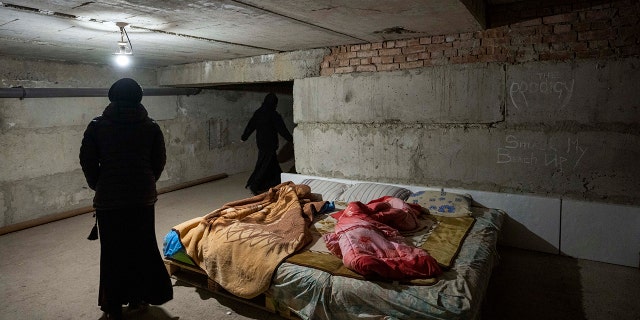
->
497 135 587 171
509 72 575 110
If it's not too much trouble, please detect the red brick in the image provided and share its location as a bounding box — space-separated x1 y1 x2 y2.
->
329 60 340 68
349 58 360 66
575 51 599 59
350 44 360 51
543 32 577 43
356 50 379 58
459 32 474 40
379 48 402 56
338 59 350 67
403 45 426 54
320 68 334 76
361 43 372 50
511 35 543 46
425 43 453 51
339 46 348 53
457 47 472 56
360 57 371 65
432 35 445 43
484 46 498 55
515 47 538 62
335 66 355 74
406 53 419 62
380 56 393 64
430 50 444 58
578 29 614 41
483 37 510 46
484 27 507 38
417 52 430 60
619 45 640 56
554 24 572 34
537 25 554 35
588 40 610 49
615 25 640 44
568 42 589 52
582 8 615 21
419 37 432 45
407 39 421 46
338 52 357 60
445 34 458 42
454 39 481 49
394 55 406 63
371 42 383 50
396 40 408 47
542 13 577 24
589 20 611 31
572 22 591 32
444 48 458 57
534 43 551 52
384 41 395 48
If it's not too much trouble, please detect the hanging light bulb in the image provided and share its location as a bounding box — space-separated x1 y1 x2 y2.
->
113 22 133 67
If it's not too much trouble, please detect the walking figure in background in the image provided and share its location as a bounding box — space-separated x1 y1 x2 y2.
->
80 78 173 319
241 92 293 195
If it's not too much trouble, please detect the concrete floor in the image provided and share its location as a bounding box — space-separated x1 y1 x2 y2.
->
0 171 638 320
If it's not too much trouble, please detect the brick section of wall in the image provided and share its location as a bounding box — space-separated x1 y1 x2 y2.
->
320 1 639 76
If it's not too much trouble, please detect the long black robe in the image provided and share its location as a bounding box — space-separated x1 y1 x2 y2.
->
80 96 172 313
241 93 293 194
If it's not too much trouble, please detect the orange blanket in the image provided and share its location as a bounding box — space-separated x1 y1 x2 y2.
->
173 182 323 299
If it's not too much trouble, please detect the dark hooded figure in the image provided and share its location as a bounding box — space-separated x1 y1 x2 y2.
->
80 78 172 319
241 92 293 195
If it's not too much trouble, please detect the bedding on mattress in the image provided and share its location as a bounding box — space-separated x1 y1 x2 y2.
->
162 180 505 320
269 207 504 320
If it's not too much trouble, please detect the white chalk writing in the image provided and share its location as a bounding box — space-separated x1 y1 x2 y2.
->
497 135 587 171
509 72 574 110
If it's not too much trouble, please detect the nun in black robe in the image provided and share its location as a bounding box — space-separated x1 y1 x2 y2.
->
241 93 294 195
80 78 173 319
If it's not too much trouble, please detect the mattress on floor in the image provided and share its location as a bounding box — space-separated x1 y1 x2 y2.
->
163 206 504 320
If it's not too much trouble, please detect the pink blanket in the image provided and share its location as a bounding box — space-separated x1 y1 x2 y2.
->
324 196 442 280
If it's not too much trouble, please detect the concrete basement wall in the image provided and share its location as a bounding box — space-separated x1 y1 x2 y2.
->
0 57 294 228
291 0 640 265
294 58 640 205
296 0 640 206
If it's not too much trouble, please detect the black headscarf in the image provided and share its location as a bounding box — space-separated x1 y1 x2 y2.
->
262 92 278 110
108 78 143 104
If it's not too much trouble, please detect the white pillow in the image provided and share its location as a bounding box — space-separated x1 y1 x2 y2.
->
300 179 350 201
337 182 412 204
406 189 473 217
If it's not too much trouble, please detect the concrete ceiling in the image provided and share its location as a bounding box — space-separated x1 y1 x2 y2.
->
0 1 517 69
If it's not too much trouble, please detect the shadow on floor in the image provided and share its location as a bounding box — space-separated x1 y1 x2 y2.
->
482 246 585 320
98 306 179 320
173 279 283 319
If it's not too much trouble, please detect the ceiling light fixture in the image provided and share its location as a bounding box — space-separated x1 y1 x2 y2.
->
114 22 133 67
